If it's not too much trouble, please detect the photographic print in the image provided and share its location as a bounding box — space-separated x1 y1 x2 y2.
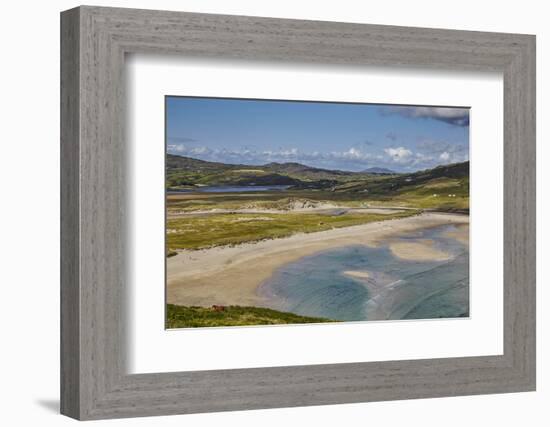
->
165 97 470 329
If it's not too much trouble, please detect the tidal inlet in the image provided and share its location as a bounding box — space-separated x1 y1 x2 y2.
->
164 97 470 328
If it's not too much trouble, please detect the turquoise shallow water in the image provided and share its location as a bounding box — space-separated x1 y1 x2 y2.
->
258 224 469 321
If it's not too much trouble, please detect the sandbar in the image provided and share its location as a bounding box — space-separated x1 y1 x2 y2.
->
389 239 452 261
343 270 371 280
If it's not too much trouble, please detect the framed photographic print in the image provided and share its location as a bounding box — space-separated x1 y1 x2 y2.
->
61 6 536 420
164 97 471 328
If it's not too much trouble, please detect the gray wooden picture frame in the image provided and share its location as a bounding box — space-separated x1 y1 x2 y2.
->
60 5 536 421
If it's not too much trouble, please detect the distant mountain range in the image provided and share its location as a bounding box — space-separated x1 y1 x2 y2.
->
362 167 395 174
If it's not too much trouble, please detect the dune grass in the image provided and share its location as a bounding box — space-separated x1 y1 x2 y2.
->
167 210 418 251
166 191 375 213
166 174 469 214
166 304 336 328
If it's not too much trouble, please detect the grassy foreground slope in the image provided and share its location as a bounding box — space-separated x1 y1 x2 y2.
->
166 304 336 328
167 210 418 250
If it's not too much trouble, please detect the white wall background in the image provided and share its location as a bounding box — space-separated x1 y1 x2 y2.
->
0 0 546 425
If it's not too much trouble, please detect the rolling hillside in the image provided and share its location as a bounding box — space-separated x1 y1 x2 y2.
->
333 161 468 194
166 154 378 189
363 167 395 174
336 162 469 210
166 154 469 210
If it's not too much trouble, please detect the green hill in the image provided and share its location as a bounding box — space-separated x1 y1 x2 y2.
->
332 162 469 210
166 154 469 211
166 154 383 189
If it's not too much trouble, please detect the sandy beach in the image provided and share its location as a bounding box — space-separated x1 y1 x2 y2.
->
167 212 469 307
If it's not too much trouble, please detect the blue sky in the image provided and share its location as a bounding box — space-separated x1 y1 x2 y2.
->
166 96 469 172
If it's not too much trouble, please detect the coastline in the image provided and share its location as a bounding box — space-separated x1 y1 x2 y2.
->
167 212 469 307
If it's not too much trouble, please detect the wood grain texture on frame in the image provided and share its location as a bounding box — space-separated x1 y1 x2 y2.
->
60 5 536 420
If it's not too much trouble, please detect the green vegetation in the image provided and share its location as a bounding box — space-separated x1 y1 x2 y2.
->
167 194 373 214
167 210 418 250
328 161 469 209
166 154 383 189
167 193 361 213
167 155 469 211
389 177 469 209
166 304 337 328
165 156 469 252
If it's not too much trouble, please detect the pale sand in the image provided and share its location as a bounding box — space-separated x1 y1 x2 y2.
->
443 223 470 245
167 212 469 307
389 239 452 261
343 270 371 280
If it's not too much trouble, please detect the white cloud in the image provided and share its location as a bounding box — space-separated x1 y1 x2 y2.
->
167 143 186 152
167 141 466 172
339 147 371 160
384 147 413 163
383 106 469 127
347 147 361 158
168 144 213 156
412 152 434 166
411 107 467 120
192 146 209 154
279 148 298 157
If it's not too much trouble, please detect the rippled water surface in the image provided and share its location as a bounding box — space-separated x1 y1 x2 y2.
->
259 224 469 321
